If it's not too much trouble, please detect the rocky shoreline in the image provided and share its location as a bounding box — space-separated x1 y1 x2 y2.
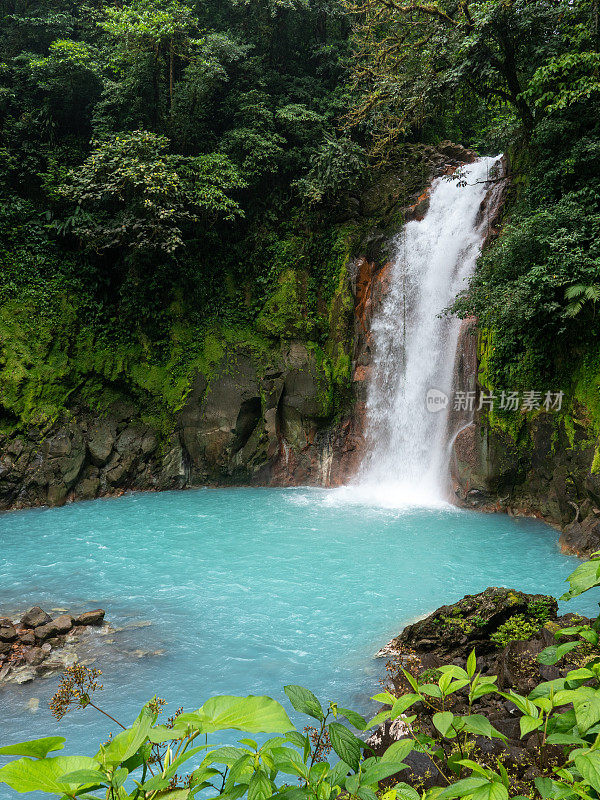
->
0 606 106 685
368 586 591 793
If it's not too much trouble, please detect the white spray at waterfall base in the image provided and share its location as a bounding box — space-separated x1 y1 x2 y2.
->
337 156 502 510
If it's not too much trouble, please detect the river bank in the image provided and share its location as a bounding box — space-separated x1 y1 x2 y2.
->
0 607 106 686
367 583 595 795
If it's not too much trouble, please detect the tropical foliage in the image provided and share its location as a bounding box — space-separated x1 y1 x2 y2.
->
0 0 356 342
2 0 600 419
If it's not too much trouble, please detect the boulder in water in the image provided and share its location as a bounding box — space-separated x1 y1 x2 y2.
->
1 606 108 686
560 513 600 557
75 609 105 626
34 621 62 641
19 631 35 645
23 647 46 666
21 607 52 629
53 614 74 634
0 622 17 642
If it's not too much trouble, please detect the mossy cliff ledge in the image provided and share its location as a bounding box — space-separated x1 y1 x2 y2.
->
450 327 600 557
0 143 473 510
0 332 354 509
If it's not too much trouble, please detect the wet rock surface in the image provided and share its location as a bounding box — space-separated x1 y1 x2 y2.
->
20 607 52 628
0 606 107 685
560 512 600 557
75 609 105 626
451 403 600 554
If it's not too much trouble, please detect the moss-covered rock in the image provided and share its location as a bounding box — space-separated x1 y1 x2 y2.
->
256 269 317 340
381 587 558 662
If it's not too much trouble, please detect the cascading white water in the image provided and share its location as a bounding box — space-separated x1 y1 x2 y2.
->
354 156 502 508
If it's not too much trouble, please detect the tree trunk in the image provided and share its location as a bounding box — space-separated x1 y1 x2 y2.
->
496 26 535 134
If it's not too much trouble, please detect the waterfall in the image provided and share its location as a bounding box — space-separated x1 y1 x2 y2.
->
354 156 502 508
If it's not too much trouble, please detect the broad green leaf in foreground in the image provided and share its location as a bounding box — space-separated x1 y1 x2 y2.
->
433 712 454 737
390 783 420 800
328 722 361 772
0 738 66 760
248 769 273 800
0 756 100 795
470 782 509 800
380 739 414 764
178 695 294 734
361 762 408 785
561 558 600 600
438 777 489 798
575 751 600 793
284 686 324 721
96 704 153 766
337 707 367 731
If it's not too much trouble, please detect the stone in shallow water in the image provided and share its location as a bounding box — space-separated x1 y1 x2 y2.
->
21 607 51 629
75 609 105 626
34 621 61 641
560 514 600 557
13 668 36 684
23 647 46 666
53 614 74 634
0 623 17 642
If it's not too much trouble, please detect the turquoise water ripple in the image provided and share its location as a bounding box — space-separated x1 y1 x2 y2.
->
0 487 595 795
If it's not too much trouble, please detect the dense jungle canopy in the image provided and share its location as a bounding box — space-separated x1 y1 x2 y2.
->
0 0 599 423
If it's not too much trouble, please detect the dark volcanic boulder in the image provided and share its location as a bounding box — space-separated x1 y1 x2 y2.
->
386 587 558 664
20 607 52 629
495 629 559 694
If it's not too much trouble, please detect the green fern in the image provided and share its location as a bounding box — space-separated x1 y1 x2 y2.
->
564 283 600 317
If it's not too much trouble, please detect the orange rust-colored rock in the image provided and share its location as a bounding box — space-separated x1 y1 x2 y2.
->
407 189 430 221
268 246 397 488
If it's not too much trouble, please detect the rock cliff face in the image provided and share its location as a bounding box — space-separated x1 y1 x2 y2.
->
0 269 374 507
0 341 340 508
447 162 600 555
0 142 476 510
451 404 600 556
